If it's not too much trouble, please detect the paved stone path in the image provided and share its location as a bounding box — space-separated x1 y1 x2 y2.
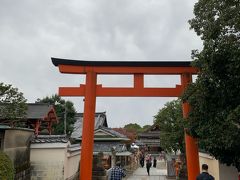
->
125 161 168 180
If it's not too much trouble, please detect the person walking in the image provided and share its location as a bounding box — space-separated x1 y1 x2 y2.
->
146 159 152 176
108 161 126 180
196 164 214 180
140 156 145 167
174 160 181 179
139 152 145 167
153 157 157 168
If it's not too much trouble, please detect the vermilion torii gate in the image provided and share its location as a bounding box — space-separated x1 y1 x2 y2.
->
52 57 200 180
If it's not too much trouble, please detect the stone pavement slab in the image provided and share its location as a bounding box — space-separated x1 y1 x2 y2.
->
125 166 167 180
126 176 166 180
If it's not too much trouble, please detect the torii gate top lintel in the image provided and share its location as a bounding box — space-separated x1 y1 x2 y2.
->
51 57 198 75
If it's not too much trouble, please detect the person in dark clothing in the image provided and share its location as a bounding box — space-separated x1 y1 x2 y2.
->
140 156 145 167
153 157 157 168
146 160 152 176
109 161 126 180
196 164 214 180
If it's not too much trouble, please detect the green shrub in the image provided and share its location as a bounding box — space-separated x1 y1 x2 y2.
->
0 151 14 180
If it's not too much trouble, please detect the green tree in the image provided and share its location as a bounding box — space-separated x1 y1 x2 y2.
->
0 151 14 180
36 94 76 135
124 123 142 133
185 0 240 171
0 82 27 123
154 99 185 154
142 125 151 131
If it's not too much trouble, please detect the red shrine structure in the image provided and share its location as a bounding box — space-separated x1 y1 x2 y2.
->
0 103 58 136
26 103 58 136
52 57 200 180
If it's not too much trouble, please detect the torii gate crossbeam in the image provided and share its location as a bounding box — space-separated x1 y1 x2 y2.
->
52 57 200 180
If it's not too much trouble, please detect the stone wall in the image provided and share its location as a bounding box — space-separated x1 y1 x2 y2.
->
15 167 31 180
1 128 33 180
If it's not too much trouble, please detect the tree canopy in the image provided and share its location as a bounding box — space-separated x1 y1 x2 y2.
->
124 123 151 133
36 94 76 135
142 125 151 131
0 82 27 122
185 0 240 171
112 128 137 143
124 123 142 133
154 99 185 153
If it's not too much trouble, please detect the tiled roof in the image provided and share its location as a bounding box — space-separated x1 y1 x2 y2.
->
68 144 81 152
112 128 136 142
139 139 160 147
97 127 128 139
31 135 68 144
0 103 55 120
138 132 160 138
93 142 127 153
135 140 145 146
0 125 11 129
75 127 130 142
52 58 193 68
138 123 160 138
71 112 108 139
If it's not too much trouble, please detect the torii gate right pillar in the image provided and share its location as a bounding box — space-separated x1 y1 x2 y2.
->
181 73 200 179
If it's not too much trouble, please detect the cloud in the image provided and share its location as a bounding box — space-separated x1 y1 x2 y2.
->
0 0 202 127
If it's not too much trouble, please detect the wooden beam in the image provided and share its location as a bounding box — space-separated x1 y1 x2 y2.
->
59 85 183 97
59 65 198 75
134 74 144 88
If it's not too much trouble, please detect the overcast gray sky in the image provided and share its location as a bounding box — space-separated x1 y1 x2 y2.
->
0 0 202 128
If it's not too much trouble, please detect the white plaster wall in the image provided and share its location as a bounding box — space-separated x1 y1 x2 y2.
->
30 144 67 180
64 152 80 179
199 152 220 180
219 163 238 180
199 152 239 180
31 147 65 161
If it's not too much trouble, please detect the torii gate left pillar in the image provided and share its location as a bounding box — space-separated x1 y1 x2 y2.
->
81 70 97 179
52 58 200 180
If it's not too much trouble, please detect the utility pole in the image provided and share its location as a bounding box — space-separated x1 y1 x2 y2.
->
64 103 67 135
